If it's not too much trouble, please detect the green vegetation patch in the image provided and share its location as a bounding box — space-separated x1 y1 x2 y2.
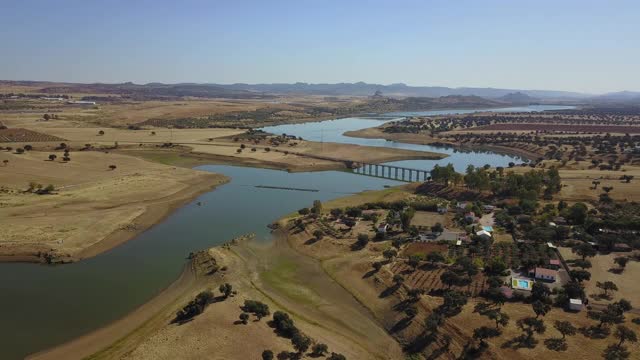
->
260 258 322 306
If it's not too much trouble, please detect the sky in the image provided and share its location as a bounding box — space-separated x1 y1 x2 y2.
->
0 0 638 94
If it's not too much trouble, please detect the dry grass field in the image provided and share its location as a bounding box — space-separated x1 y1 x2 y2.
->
0 150 225 262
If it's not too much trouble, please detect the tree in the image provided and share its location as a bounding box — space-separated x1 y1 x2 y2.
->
239 312 249 324
24 144 33 151
614 325 637 348
330 208 343 218
603 344 630 360
426 251 445 265
98 130 105 135
2 159 8 166
431 222 444 233
554 320 577 339
566 202 588 225
291 332 311 354
517 316 546 345
572 242 596 261
407 254 422 271
531 282 551 302
569 269 591 283
488 310 510 330
298 208 310 216
425 312 444 333
48 154 57 161
262 350 274 360
43 113 51 121
311 200 322 214
614 257 629 271
382 248 397 261
440 270 460 289
597 281 618 298
109 165 117 170
219 283 233 298
327 353 346 360
355 233 369 248
63 156 70 162
311 343 328 356
473 326 500 347
313 229 324 241
532 300 551 318
440 290 468 316
393 274 405 286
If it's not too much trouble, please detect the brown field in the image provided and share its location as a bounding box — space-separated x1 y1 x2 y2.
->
559 247 640 307
402 242 448 257
0 150 226 262
0 128 66 142
410 211 450 228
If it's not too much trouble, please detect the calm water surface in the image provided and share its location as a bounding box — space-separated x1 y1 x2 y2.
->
0 105 571 359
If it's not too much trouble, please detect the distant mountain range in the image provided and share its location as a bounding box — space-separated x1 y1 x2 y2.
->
1 80 638 104
212 82 589 100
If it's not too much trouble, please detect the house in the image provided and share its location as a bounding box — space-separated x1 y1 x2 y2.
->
528 267 557 282
476 230 492 239
547 242 557 249
613 243 632 252
569 298 583 312
377 223 389 234
548 259 561 270
464 212 478 223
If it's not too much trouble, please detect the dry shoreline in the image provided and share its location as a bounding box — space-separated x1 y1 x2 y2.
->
344 127 539 162
0 170 228 265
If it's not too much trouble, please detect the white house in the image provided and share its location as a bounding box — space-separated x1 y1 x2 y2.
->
476 230 492 239
377 223 389 234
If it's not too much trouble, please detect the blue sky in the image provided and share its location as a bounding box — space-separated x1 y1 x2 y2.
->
1 0 638 93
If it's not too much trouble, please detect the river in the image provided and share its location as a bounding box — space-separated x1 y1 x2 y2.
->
0 105 572 359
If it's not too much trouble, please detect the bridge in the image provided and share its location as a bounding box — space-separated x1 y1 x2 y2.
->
347 161 429 182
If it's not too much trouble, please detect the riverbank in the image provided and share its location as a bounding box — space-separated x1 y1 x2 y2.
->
0 150 228 264
344 126 539 161
63 231 401 360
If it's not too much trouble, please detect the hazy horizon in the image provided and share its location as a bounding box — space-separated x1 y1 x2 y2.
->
1 0 639 94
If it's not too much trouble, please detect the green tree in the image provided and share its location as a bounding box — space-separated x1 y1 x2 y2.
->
554 320 577 339
382 248 397 261
311 200 322 214
239 312 249 324
614 325 637 348
219 283 233 298
572 242 596 261
597 281 618 298
261 350 274 360
313 229 324 241
473 326 500 347
532 300 551 319
569 269 591 283
426 251 445 265
291 332 311 354
311 343 328 356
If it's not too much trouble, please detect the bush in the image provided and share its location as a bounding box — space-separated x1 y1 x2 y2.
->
242 300 270 320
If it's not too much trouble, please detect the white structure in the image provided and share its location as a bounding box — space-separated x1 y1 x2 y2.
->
569 298 583 311
476 230 492 239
